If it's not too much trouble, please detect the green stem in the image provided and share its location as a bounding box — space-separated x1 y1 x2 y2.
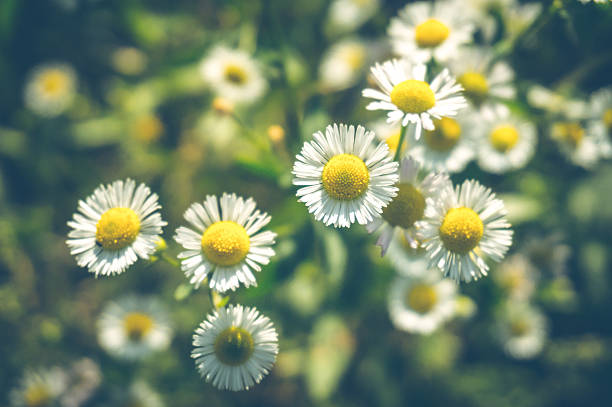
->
160 252 180 268
393 125 408 163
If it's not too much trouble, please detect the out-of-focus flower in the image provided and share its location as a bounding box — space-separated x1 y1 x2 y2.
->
386 235 431 276
60 358 102 407
319 38 368 92
174 193 276 292
129 113 164 143
419 179 513 283
493 253 538 301
117 381 165 407
111 47 148 76
10 367 68 407
325 0 380 36
363 59 467 139
585 87 612 158
522 233 571 276
527 85 587 118
465 0 541 43
66 179 167 276
192 304 278 391
370 120 407 157
550 120 610 169
292 123 399 228
267 124 285 144
24 63 77 117
496 302 547 359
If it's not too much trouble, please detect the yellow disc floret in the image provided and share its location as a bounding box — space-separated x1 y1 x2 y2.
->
415 18 450 48
406 283 438 314
321 154 370 201
390 80 436 113
439 207 484 254
123 312 154 341
489 124 519 153
214 326 255 366
224 64 248 85
201 221 250 266
552 122 584 148
458 71 489 105
40 69 69 95
603 108 612 131
24 384 52 407
96 207 141 250
510 319 530 337
382 183 426 228
424 117 461 151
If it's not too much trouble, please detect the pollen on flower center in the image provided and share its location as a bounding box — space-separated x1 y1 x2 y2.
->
553 122 584 148
415 18 450 48
458 71 489 105
490 124 519 153
123 312 154 341
406 283 438 314
321 154 370 201
41 70 68 94
439 207 484 254
201 221 250 266
24 384 52 407
424 117 461 151
382 183 425 228
510 319 530 336
603 108 612 131
390 80 436 114
214 326 254 366
96 207 141 250
224 64 247 85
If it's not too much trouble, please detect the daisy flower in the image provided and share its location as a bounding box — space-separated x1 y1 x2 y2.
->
465 0 541 43
174 193 276 292
292 123 399 228
363 59 467 140
200 46 267 104
24 62 77 117
10 367 68 407
117 381 165 407
496 302 547 359
386 234 431 276
475 105 537 174
319 38 368 92
370 120 407 157
493 254 538 301
66 179 167 276
388 268 457 334
192 304 279 391
585 87 612 158
388 0 475 64
97 296 173 361
419 179 513 283
325 0 380 35
366 157 450 255
550 120 610 169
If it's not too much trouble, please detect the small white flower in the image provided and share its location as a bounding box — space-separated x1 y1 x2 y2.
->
319 38 369 92
366 157 450 255
24 62 77 117
419 179 513 283
66 179 167 276
527 85 587 118
292 123 399 228
388 0 475 64
97 296 173 361
550 120 608 169
386 234 431 276
10 367 68 407
496 302 547 359
325 0 380 35
363 59 467 139
464 0 541 43
192 304 279 391
585 87 612 159
174 193 276 293
120 381 165 407
493 253 538 301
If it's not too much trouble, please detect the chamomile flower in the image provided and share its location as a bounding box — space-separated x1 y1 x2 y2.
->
475 105 537 174
363 59 467 139
66 179 167 276
496 302 547 359
174 193 277 292
325 0 380 35
200 46 267 104
192 304 279 391
24 62 77 117
386 234 431 276
366 157 450 255
388 268 457 334
550 121 608 169
319 38 369 92
493 254 538 301
10 367 68 407
419 179 513 283
388 0 475 64
292 123 399 228
97 296 173 361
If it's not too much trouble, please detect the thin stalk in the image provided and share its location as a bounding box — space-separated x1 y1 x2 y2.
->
393 125 408 162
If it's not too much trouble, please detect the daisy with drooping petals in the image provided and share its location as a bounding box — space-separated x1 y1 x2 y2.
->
174 193 276 293
388 0 475 64
10 367 68 407
496 301 547 359
66 179 167 276
366 157 450 255
24 62 77 117
363 59 467 139
419 179 513 283
292 123 399 228
192 304 278 392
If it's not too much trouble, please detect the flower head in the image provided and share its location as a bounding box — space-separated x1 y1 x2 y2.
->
24 62 77 117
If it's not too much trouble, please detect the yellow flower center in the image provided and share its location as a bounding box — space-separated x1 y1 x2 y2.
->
95 208 141 250
406 283 438 314
343 45 366 70
390 80 436 113
24 384 52 407
489 124 519 153
458 71 489 105
424 117 461 151
123 312 154 341
132 114 163 143
224 64 248 85
553 122 584 148
321 154 370 201
382 183 425 228
201 221 250 266
510 319 530 336
385 129 407 155
214 326 254 366
40 69 69 95
603 108 612 131
415 18 450 48
439 207 484 254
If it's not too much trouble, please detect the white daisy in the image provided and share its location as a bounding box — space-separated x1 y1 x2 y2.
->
174 193 276 293
527 85 588 119
10 367 68 407
192 304 279 391
200 46 267 104
325 0 380 35
120 381 165 407
319 38 369 92
388 268 457 334
363 59 467 140
66 179 167 276
97 295 173 361
464 0 541 43
496 302 547 359
24 62 77 117
388 0 475 64
586 87 612 158
419 179 513 283
386 233 431 276
366 157 450 255
475 105 537 174
292 123 399 228
493 253 538 301
550 120 609 169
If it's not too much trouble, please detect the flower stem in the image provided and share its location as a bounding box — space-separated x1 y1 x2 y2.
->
393 125 407 162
